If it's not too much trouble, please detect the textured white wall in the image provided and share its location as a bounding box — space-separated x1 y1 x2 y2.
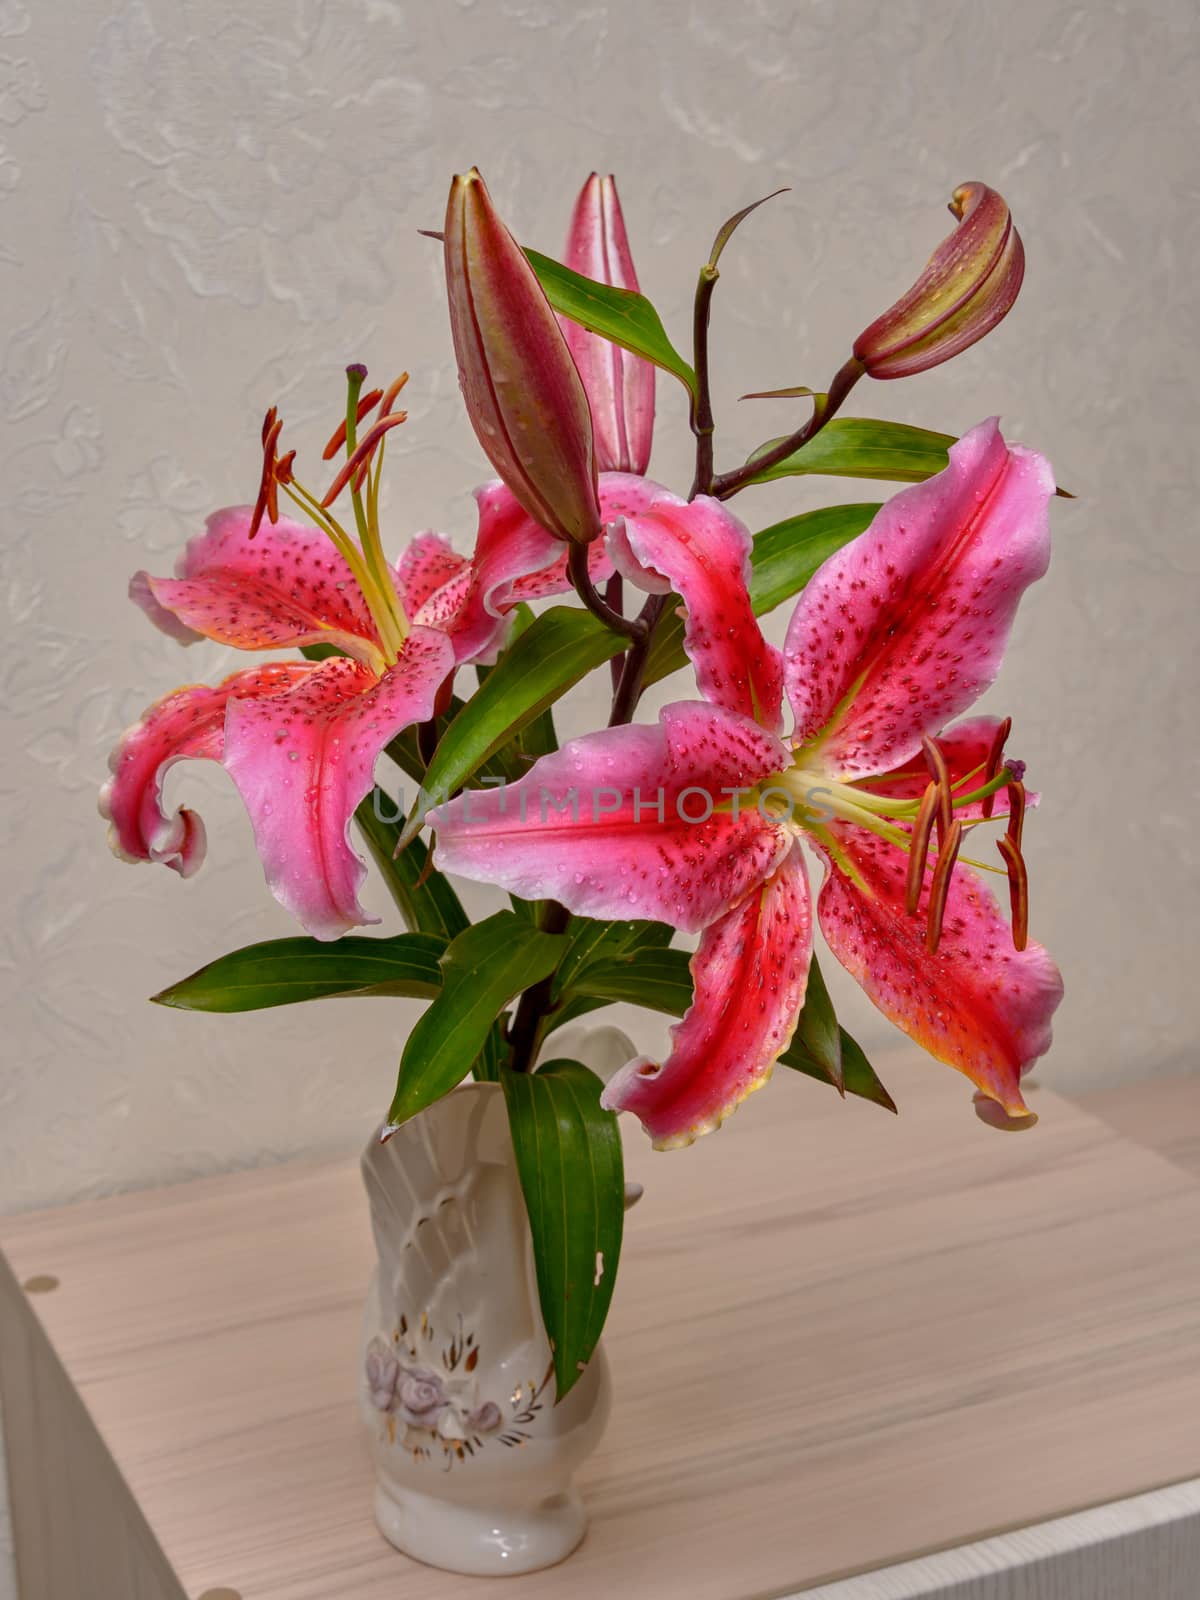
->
2 0 1198 1589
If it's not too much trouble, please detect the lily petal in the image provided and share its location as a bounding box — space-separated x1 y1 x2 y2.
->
432 701 792 932
132 507 382 663
816 821 1062 1119
561 174 655 474
603 843 812 1149
438 480 615 664
99 662 312 875
604 474 784 730
222 628 455 939
785 419 1054 778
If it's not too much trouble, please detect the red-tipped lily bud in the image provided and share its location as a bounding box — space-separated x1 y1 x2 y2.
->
561 173 655 474
853 182 1025 380
444 168 602 545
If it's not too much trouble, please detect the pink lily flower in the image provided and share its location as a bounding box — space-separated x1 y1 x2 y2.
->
99 384 612 941
433 419 1064 1147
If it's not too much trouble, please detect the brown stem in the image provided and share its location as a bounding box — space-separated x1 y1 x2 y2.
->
506 899 572 1073
712 355 865 500
689 265 719 499
568 541 644 639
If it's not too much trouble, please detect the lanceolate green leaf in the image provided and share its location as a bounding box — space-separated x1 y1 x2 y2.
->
741 417 954 487
356 792 469 940
552 917 673 1003
567 945 895 1111
152 933 447 1013
502 1059 624 1401
401 606 626 844
793 952 843 1091
747 503 879 617
386 913 568 1128
526 248 697 399
643 503 880 687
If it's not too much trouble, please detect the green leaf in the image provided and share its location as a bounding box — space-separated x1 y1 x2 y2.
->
793 952 842 1090
742 417 955 486
402 606 626 843
552 916 672 1003
152 933 447 1013
643 502 879 688
385 912 567 1127
746 503 880 617
356 792 469 940
502 1058 624 1401
526 247 697 399
568 946 695 1017
782 1029 897 1114
568 945 894 1111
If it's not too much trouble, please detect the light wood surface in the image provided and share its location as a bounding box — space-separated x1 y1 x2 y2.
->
3 1054 1200 1600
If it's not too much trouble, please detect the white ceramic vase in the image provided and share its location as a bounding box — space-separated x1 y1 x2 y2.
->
359 1030 630 1576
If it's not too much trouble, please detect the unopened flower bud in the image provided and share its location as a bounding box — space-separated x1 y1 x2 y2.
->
853 182 1024 380
561 173 654 474
444 168 602 544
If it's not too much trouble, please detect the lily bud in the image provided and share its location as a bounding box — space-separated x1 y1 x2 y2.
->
561 173 655 474
853 182 1024 380
444 168 602 545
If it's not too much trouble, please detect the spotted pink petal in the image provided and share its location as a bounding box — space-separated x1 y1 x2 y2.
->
561 174 655 474
222 628 455 939
602 474 784 730
131 507 382 662
603 843 812 1149
439 481 614 664
784 419 1055 778
99 663 312 877
432 701 792 933
816 821 1062 1119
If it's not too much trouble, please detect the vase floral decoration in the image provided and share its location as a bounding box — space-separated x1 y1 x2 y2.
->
99 168 1063 1567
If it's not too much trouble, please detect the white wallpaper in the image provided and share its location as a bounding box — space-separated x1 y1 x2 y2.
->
2 1 1198 1590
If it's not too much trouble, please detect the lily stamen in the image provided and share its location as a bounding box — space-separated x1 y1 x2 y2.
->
921 734 953 842
1006 777 1027 852
322 387 385 461
322 413 410 509
926 819 964 954
905 780 940 915
997 833 1029 950
249 407 286 537
982 716 1012 819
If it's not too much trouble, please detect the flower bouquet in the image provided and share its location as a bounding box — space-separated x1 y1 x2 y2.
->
100 168 1063 1573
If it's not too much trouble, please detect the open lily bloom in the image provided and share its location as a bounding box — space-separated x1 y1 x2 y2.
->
433 419 1064 1147
99 382 612 941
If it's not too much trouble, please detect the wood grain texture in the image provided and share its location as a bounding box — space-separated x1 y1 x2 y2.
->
792 1481 1200 1599
2 1054 1200 1599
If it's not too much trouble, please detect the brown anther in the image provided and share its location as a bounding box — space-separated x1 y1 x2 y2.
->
905 780 940 916
925 818 963 954
1005 778 1026 853
275 449 296 486
321 412 408 507
982 716 1012 819
378 372 410 419
997 833 1029 951
249 409 285 538
321 388 385 461
921 735 953 843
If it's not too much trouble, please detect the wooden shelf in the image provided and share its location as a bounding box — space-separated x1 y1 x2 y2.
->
3 1055 1200 1599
